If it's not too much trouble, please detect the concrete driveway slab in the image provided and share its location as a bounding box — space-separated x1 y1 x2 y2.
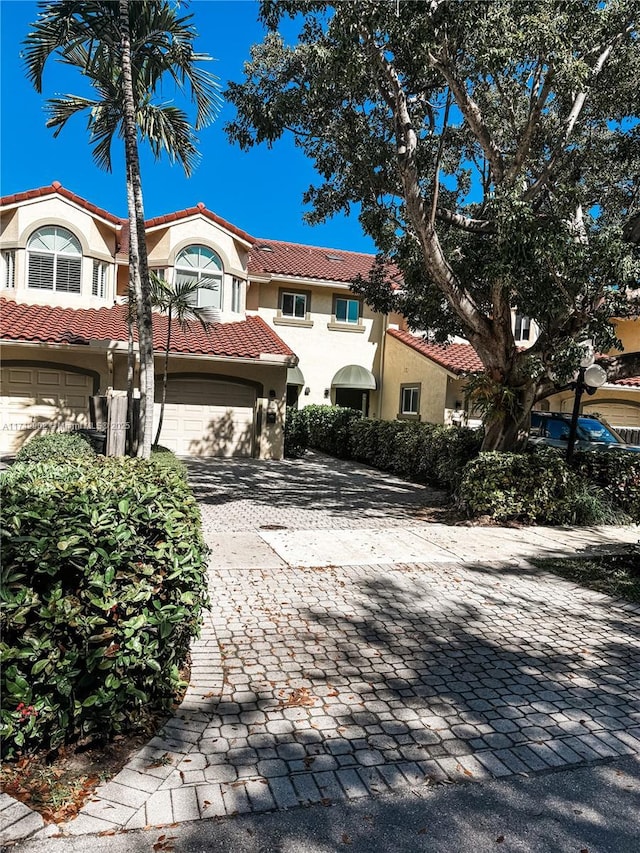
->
206 532 286 569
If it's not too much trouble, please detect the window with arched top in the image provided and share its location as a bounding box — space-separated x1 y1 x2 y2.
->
27 226 82 293
175 244 223 309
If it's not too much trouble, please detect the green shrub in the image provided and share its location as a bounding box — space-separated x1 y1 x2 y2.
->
0 456 209 758
349 418 482 490
15 431 95 463
572 451 640 522
458 448 625 525
284 407 309 458
150 446 188 479
302 405 362 457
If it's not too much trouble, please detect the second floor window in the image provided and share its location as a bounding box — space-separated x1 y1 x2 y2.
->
175 244 223 309
282 291 307 318
27 226 82 293
335 296 360 324
231 277 242 313
514 312 531 341
1 249 15 289
92 261 108 298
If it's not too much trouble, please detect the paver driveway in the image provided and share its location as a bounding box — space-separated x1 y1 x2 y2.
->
22 454 640 839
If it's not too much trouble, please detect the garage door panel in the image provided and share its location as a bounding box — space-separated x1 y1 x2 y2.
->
1 366 92 455
154 378 256 458
583 400 640 428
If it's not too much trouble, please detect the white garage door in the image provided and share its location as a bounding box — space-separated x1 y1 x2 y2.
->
155 378 256 457
583 400 640 428
0 365 92 455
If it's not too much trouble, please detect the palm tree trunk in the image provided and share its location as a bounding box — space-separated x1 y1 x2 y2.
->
153 308 172 448
119 0 154 459
126 281 136 455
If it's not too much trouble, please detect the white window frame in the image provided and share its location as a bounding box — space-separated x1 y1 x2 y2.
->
1 249 15 289
281 291 308 319
400 384 420 416
175 245 223 309
92 260 109 298
514 312 532 342
231 277 242 313
27 226 82 294
334 296 361 324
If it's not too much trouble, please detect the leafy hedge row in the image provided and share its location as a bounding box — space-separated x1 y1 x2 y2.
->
284 405 637 526
15 431 96 463
457 448 630 525
0 455 209 758
285 405 482 490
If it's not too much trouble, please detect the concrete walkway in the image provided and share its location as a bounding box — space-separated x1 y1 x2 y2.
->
3 453 638 847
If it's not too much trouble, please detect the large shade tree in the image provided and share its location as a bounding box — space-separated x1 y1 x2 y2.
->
24 0 219 457
226 0 640 450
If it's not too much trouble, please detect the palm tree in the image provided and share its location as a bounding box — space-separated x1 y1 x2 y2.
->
23 0 220 457
149 272 217 448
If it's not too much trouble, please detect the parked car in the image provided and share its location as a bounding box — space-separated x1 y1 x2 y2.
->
529 412 640 453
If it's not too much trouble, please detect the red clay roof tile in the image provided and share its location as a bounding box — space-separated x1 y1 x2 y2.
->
388 328 483 374
0 183 122 225
611 376 640 388
248 238 400 284
0 299 294 361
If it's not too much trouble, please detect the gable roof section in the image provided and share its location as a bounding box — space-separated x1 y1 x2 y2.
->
249 238 400 285
0 299 294 361
145 203 254 244
0 182 122 226
388 328 483 375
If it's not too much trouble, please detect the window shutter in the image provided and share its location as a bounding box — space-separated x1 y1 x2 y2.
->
56 257 82 293
28 252 55 289
1 250 15 288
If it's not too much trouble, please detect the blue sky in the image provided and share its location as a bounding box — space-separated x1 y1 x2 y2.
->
0 0 375 252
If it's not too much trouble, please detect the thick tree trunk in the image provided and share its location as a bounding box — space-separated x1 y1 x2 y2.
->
479 375 538 452
119 0 154 459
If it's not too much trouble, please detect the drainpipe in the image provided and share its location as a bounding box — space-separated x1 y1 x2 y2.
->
377 313 389 420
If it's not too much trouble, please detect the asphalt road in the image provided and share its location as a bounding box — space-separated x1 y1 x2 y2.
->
12 754 640 853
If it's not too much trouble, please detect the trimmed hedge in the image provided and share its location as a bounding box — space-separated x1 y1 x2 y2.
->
302 405 363 458
0 456 209 758
284 407 309 459
458 448 628 525
572 450 640 522
15 431 95 463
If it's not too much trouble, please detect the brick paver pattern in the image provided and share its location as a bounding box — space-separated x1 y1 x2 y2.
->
24 455 640 837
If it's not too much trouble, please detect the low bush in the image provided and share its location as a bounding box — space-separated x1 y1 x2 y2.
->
284 407 309 458
15 431 95 463
458 448 626 525
572 451 640 522
150 445 188 479
302 405 362 458
0 456 209 758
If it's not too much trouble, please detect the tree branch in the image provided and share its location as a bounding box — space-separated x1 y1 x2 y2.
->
505 62 554 184
429 51 505 184
523 25 633 202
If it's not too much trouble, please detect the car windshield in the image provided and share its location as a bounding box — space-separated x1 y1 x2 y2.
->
576 417 620 444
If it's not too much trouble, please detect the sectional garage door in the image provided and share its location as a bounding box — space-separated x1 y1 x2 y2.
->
155 378 256 457
582 400 640 428
0 365 92 455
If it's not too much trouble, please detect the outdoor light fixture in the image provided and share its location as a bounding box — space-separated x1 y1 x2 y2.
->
324 388 330 398
304 387 310 396
566 341 607 461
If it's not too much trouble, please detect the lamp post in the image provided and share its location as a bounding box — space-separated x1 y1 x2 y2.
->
566 342 607 462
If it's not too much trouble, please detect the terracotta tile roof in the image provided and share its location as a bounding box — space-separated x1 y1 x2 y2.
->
388 328 483 374
0 299 294 361
145 203 254 243
611 376 640 388
0 182 122 225
248 239 401 285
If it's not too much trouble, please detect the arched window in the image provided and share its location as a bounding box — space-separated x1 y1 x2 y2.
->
175 245 223 309
27 226 82 293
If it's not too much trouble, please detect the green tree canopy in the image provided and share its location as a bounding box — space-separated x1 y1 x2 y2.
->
226 0 639 450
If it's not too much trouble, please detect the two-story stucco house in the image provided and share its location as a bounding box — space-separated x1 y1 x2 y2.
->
1 182 638 458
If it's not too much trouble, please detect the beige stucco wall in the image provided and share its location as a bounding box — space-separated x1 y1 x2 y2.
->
256 279 384 416
609 316 640 353
380 333 448 423
1 195 119 309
